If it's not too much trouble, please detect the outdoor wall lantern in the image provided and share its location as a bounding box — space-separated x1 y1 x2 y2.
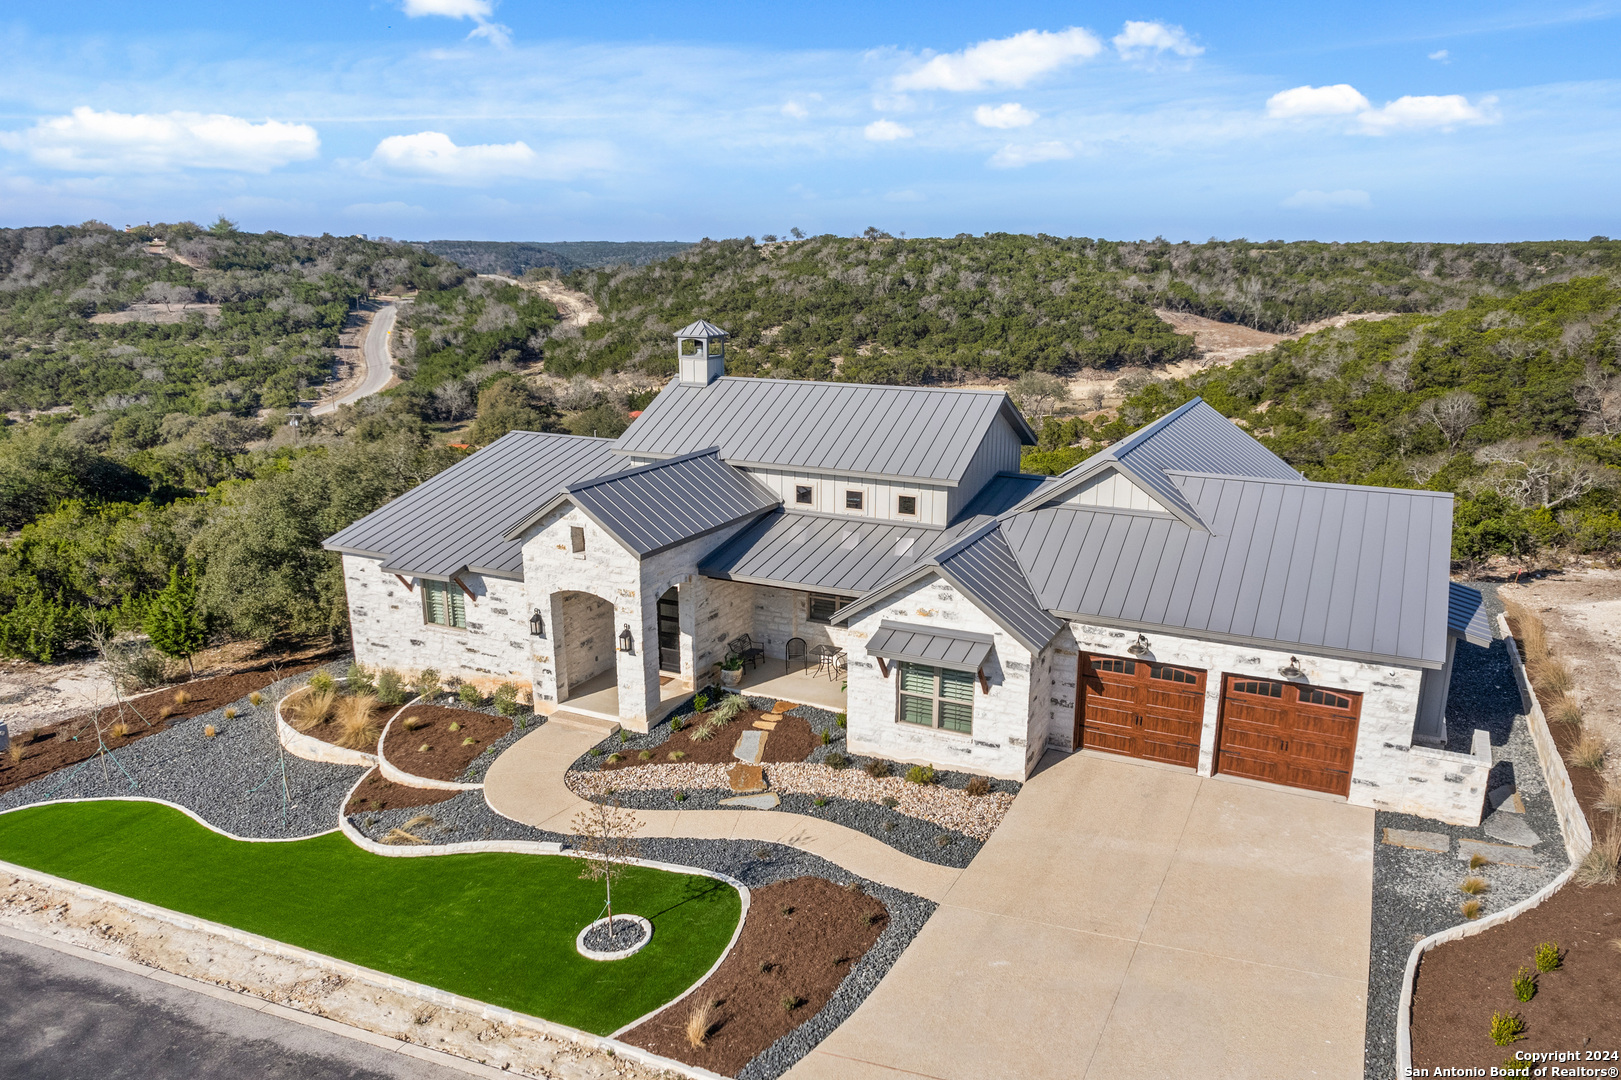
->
1280 656 1305 679
618 625 635 653
529 610 544 637
1127 633 1150 656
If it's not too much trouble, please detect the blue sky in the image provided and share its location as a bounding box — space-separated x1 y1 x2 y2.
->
0 1 1616 242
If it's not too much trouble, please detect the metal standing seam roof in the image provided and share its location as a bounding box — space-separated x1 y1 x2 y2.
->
322 431 622 580
612 377 1038 485
867 621 996 670
1009 398 1302 528
505 448 780 557
674 319 728 339
952 471 1060 523
999 471 1455 667
1447 582 1493 647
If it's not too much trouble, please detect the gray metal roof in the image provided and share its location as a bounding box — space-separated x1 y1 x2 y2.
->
1448 582 1493 647
868 621 995 670
699 511 981 596
323 431 621 580
1012 398 1302 528
675 319 728 339
1000 471 1455 667
952 471 1058 524
508 448 780 557
614 377 1037 485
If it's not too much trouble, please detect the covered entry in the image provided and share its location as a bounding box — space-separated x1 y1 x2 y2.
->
1215 676 1362 796
1076 654 1206 768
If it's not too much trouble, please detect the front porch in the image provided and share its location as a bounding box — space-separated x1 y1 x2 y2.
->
556 667 692 725
734 656 847 712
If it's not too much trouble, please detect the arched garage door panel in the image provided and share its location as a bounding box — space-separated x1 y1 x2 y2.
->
1216 676 1361 797
1077 654 1205 769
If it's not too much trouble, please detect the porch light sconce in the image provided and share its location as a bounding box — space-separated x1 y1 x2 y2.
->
618 625 635 654
1280 656 1304 679
529 610 544 637
1127 634 1150 656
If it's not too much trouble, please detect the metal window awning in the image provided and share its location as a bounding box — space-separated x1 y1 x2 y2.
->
866 620 995 671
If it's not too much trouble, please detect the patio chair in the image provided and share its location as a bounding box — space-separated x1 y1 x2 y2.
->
810 644 840 680
785 636 808 673
728 634 765 671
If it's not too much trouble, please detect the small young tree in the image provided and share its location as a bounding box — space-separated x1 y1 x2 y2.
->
143 566 207 676
570 798 643 937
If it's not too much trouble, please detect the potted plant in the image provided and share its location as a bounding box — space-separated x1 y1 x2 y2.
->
720 655 743 686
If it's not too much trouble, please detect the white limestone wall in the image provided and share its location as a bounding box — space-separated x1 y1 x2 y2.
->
1054 620 1480 822
748 586 847 660
341 554 532 693
842 573 1034 781
557 591 615 689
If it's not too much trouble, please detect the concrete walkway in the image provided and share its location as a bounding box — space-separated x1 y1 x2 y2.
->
785 752 1374 1080
483 720 964 902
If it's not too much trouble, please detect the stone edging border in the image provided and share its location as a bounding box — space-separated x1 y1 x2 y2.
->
274 681 384 768
1392 610 1596 1076
576 915 654 961
375 707 483 792
0 795 337 842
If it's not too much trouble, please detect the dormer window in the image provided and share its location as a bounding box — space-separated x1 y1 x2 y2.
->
845 490 864 510
897 495 917 516
795 485 813 504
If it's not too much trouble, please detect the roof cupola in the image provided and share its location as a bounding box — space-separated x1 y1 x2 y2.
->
675 319 728 385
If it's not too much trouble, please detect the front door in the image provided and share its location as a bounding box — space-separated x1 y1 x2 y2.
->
1076 653 1206 768
657 587 681 674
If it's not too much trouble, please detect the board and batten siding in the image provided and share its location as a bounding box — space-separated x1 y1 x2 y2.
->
740 468 947 525
1056 467 1167 513
946 416 1026 522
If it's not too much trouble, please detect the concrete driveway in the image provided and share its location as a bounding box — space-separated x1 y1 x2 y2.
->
788 751 1374 1080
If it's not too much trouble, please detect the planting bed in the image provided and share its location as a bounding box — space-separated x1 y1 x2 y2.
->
0 659 331 796
281 686 396 751
622 876 888 1076
595 709 818 770
344 768 456 815
381 704 514 781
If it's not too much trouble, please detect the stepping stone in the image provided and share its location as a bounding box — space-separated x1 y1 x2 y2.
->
720 792 780 810
1457 838 1542 869
763 712 784 722
1382 828 1450 853
733 729 766 764
772 701 797 714
1482 810 1540 848
1488 785 1526 814
753 719 778 731
727 762 766 793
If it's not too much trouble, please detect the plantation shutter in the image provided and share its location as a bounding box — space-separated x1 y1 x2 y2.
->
447 584 466 628
898 662 935 726
938 669 975 733
423 581 447 625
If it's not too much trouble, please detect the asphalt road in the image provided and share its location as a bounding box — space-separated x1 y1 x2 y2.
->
0 932 475 1080
313 303 396 416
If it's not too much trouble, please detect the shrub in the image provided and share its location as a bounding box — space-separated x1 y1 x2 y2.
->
935 834 952 847
375 668 407 706
1489 1011 1527 1045
1461 899 1483 919
308 671 336 694
781 995 804 1012
693 694 709 713
345 662 375 695
448 722 461 732
403 714 429 731
819 729 833 745
722 656 743 672
618 729 630 744
813 797 829 807
673 791 687 802
336 694 382 749
881 796 899 808
110 641 169 692
290 687 337 731
668 750 686 761
6 743 22 765
670 716 686 732
458 683 484 706
1534 941 1561 972
905 764 937 785
836 712 847 728
965 776 992 797
685 1000 714 1050
637 749 653 761
825 752 848 769
173 690 191 706
493 682 521 716
1460 877 1489 895
606 752 623 764
864 759 889 778
1569 732 1608 769
414 668 442 701
1512 966 1536 1002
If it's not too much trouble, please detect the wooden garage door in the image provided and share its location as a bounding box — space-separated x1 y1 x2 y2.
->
1216 676 1362 796
1077 654 1206 768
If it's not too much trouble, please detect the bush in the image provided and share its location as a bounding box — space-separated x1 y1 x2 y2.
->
458 683 484 706
1489 1011 1527 1045
1512 966 1536 1002
1534 941 1562 972
670 716 685 732
375 668 408 706
965 775 992 797
881 796 899 808
492 682 521 716
836 712 847 728
692 694 708 713
308 671 336 694
825 752 848 769
345 662 375 695
905 764 937 785
819 729 833 745
864 759 889 778
414 668 442 701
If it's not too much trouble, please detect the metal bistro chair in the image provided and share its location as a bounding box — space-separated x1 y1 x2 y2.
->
810 644 841 681
728 634 766 671
785 636 808 673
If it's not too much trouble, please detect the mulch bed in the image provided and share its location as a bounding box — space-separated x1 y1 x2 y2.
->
0 659 330 796
620 876 888 1075
289 694 400 751
1408 618 1621 1068
379 705 513 782
343 769 457 815
597 709 818 771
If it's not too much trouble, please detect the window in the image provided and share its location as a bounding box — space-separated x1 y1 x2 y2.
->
897 495 917 516
897 662 975 734
1301 688 1353 709
1149 664 1198 684
795 485 813 504
422 580 466 629
807 594 841 623
570 526 585 554
1091 657 1135 675
845 489 864 510
1232 678 1283 698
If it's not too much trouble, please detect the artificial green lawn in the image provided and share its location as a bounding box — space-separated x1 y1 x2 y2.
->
0 801 740 1034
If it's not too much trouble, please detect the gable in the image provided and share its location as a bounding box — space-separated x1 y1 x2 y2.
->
1051 467 1166 513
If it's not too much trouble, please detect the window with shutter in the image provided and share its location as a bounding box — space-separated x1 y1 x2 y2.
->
895 662 974 734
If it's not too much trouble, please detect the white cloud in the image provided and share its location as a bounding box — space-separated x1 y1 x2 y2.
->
864 119 913 141
974 103 1038 129
369 131 539 179
1358 94 1496 132
0 107 319 172
398 0 510 46
1281 188 1371 210
1429 49 1450 62
1266 84 1371 119
782 101 809 119
894 27 1103 92
988 141 1075 168
1113 21 1203 60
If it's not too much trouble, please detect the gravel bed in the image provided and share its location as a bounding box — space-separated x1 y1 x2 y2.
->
347 790 935 1080
581 918 647 953
0 661 364 839
1363 583 1569 1080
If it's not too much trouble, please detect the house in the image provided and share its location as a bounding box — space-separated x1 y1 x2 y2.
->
324 320 1495 825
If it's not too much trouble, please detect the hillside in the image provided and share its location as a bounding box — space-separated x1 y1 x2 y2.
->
419 240 693 276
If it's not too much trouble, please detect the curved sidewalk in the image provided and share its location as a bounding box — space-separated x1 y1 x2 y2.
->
483 723 963 902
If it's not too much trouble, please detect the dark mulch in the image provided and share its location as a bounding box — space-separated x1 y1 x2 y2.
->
291 696 399 751
0 659 330 796
380 705 513 781
598 710 817 770
1409 617 1621 1068
343 768 457 815
621 876 887 1076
